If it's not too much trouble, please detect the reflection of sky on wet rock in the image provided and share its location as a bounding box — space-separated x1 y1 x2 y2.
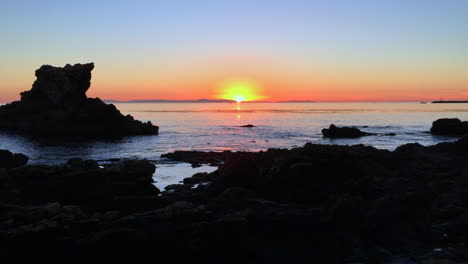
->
153 163 217 190
0 102 464 165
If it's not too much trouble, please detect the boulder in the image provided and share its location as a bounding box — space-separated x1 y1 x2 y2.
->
322 124 374 138
0 150 29 168
430 118 468 136
0 63 159 138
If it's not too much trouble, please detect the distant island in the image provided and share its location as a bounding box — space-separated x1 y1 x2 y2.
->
432 100 468 103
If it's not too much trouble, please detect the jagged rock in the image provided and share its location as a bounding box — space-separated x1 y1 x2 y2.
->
21 63 94 105
0 150 28 168
0 63 158 138
430 118 468 136
4 158 160 212
322 124 375 138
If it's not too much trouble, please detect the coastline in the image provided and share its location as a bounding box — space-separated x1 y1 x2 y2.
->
1 137 468 262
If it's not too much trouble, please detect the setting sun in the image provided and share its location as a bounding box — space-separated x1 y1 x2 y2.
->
217 79 264 102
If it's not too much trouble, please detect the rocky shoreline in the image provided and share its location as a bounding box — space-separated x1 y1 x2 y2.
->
1 136 468 263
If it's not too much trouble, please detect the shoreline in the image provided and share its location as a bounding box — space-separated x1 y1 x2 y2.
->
1 138 468 262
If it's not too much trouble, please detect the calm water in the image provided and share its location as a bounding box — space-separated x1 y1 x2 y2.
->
1 102 467 165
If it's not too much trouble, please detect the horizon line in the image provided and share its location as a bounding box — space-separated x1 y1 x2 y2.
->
101 99 468 103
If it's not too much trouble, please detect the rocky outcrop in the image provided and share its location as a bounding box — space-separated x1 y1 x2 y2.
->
430 118 468 136
161 150 237 166
3 139 468 262
0 63 158 138
2 158 160 212
0 149 28 168
322 124 375 138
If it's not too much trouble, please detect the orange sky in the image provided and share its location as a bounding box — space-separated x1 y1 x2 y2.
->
1 53 467 103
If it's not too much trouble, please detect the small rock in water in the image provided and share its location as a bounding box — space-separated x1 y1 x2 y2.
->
322 124 374 138
430 118 468 136
240 124 255 127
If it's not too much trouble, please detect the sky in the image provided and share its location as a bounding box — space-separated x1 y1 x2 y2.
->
1 0 468 102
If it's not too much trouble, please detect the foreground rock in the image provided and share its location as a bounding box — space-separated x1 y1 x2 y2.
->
0 149 28 168
3 139 468 262
161 150 238 166
431 118 468 136
322 124 375 138
0 63 158 138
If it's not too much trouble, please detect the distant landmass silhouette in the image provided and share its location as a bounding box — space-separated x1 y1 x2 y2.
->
104 99 235 103
104 99 316 103
432 100 468 103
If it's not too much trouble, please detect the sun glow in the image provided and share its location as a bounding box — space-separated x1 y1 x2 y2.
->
217 79 264 102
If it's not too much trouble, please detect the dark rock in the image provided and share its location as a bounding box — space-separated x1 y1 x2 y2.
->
240 124 255 127
0 63 159 138
107 159 156 180
218 187 256 205
3 139 468 262
322 124 375 138
161 150 236 166
66 158 99 170
0 150 29 168
395 143 425 152
3 159 159 212
431 118 468 136
183 172 212 184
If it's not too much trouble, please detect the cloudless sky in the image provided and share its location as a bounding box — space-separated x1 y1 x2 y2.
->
1 0 467 101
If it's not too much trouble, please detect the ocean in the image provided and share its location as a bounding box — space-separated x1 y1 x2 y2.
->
1 102 467 189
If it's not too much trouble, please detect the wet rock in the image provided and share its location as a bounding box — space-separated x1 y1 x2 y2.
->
322 124 375 138
66 158 99 170
0 150 28 168
183 172 212 184
3 159 159 210
240 124 255 127
431 118 468 136
0 63 159 138
161 150 235 166
107 159 156 180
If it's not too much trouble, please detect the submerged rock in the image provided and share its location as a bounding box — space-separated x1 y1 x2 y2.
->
430 118 468 136
0 63 158 138
322 124 374 138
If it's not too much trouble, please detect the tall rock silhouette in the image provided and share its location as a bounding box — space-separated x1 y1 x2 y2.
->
0 63 158 138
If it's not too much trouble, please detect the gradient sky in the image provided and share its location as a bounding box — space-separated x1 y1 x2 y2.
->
1 0 468 102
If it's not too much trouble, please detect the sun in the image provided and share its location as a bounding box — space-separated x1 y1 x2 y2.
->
217 79 263 102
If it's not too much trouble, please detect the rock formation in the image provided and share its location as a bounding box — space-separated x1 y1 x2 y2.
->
0 149 28 168
2 138 468 262
3 138 468 262
0 63 158 138
431 118 468 136
322 124 375 138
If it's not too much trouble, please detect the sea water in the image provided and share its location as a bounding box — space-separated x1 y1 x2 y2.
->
1 102 467 188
